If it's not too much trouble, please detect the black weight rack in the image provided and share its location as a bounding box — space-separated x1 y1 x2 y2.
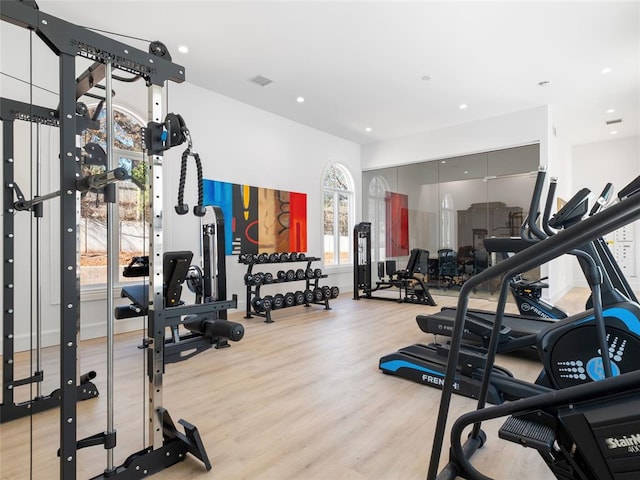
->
242 253 334 323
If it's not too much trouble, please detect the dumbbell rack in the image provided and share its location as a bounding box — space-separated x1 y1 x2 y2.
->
242 254 332 323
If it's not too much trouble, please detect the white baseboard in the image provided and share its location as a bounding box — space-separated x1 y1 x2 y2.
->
2 318 144 355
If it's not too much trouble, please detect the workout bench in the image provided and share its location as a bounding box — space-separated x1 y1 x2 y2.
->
115 251 243 364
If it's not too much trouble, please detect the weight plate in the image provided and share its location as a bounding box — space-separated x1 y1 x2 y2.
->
273 294 284 309
290 252 299 261
314 268 323 278
262 296 273 311
252 297 264 312
279 252 289 262
304 289 314 303
269 253 280 263
296 268 306 280
322 286 331 299
263 295 274 312
257 253 268 263
264 272 274 283
277 270 286 280
298 253 306 261
313 288 324 302
330 286 340 299
294 291 305 305
284 292 295 307
286 269 296 281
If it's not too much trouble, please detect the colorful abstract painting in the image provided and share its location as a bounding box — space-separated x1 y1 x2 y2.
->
203 179 307 255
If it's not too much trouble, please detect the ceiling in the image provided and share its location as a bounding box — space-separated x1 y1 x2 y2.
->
31 1 640 145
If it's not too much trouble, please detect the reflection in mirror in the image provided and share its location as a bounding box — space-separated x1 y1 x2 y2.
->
362 144 540 302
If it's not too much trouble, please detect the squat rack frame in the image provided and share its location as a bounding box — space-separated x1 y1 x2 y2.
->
0 97 101 424
0 1 200 478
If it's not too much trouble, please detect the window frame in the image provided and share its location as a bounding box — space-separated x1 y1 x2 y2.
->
80 104 148 291
322 163 355 267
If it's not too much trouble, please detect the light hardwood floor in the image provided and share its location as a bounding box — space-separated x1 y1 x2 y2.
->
0 289 592 480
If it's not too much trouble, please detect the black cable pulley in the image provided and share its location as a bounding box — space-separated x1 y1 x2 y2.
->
165 113 187 148
149 40 172 61
174 117 206 217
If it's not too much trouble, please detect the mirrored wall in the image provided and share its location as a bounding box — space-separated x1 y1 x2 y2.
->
361 143 540 299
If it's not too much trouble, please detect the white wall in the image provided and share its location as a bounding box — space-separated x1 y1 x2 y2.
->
361 106 549 169
544 105 575 303
572 135 640 289
162 82 361 310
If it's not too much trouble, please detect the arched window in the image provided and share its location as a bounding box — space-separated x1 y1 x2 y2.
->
80 105 147 286
323 163 354 266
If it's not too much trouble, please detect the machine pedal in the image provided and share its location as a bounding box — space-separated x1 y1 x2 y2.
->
499 416 556 452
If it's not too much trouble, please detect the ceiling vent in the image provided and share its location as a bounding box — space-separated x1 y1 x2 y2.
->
249 75 273 87
606 118 622 125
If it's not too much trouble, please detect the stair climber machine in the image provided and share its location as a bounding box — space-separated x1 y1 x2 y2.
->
426 173 640 480
380 169 640 405
117 205 244 361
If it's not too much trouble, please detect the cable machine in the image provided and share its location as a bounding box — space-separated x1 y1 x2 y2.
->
353 222 436 306
1 98 101 423
0 1 225 478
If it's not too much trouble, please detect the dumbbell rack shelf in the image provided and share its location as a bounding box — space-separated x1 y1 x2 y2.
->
242 255 332 323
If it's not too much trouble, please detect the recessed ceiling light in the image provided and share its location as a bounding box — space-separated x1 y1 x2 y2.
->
421 75 432 81
178 45 189 54
538 80 551 87
459 104 468 110
441 160 446 164
464 171 469 174
606 108 615 114
601 67 612 75
296 96 305 103
611 130 618 135
365 127 372 132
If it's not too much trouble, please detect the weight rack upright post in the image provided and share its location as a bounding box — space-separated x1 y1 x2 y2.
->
148 82 166 450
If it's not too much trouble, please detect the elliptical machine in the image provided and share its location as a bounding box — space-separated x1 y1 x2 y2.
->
510 274 568 319
426 173 640 480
